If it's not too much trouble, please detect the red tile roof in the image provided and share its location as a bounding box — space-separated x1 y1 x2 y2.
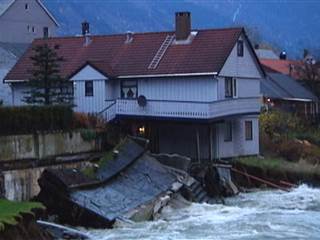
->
260 58 302 80
5 28 244 81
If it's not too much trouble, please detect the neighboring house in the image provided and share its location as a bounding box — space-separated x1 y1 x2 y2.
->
261 72 318 118
255 47 279 60
0 0 58 104
260 58 302 80
259 52 319 118
0 0 59 43
0 44 16 104
5 12 264 161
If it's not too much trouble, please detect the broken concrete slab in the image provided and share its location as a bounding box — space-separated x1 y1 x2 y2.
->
37 138 185 228
70 154 178 222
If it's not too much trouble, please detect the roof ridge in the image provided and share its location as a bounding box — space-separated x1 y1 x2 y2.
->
32 27 244 42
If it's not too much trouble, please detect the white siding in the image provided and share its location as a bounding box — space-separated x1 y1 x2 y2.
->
157 115 259 160
219 34 263 79
71 65 108 113
237 78 260 98
70 65 107 81
136 77 218 102
217 76 261 100
73 80 106 113
12 84 29 106
106 80 120 100
0 69 12 105
217 115 259 158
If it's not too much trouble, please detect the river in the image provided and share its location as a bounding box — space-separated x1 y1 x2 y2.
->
87 185 320 240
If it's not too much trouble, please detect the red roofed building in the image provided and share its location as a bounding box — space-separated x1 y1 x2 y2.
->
260 58 302 80
5 12 265 161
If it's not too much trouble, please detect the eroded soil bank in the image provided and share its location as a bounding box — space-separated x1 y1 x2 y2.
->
233 157 320 189
0 211 52 240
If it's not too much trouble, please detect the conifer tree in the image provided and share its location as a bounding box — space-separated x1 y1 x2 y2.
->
23 44 73 105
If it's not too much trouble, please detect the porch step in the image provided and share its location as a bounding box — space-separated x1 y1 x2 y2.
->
188 180 214 204
195 191 207 202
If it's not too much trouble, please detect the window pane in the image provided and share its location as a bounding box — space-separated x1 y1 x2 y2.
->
245 121 253 140
237 40 244 57
225 77 233 98
121 80 137 98
85 81 93 97
224 121 232 142
233 78 237 97
43 27 49 38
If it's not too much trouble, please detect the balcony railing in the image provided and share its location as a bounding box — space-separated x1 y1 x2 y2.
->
102 97 261 121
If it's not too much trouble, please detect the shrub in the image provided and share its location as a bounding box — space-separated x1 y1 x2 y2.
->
277 140 303 162
80 129 97 142
293 130 320 146
0 105 73 136
300 142 320 165
260 110 303 140
73 112 90 128
73 112 106 129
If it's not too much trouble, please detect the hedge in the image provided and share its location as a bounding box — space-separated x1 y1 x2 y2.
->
0 105 74 136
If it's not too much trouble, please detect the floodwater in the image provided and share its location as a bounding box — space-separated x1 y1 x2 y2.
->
87 185 320 240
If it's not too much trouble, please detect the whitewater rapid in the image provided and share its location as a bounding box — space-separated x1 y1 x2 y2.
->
87 185 320 240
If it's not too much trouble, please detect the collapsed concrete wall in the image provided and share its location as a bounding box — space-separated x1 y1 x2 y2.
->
0 131 98 162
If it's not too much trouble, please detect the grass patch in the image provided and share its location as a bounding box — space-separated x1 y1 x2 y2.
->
236 156 320 179
82 151 114 178
81 137 129 179
237 156 283 170
0 199 44 231
98 151 114 168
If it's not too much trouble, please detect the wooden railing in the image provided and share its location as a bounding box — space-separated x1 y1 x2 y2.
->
103 97 261 121
99 100 116 122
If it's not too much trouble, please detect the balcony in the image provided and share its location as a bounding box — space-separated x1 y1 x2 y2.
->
103 97 261 122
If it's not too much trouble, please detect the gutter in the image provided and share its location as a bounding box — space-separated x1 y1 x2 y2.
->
281 97 313 102
117 72 218 79
5 72 219 83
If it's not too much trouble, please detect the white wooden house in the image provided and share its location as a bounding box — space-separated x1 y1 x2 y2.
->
4 12 264 161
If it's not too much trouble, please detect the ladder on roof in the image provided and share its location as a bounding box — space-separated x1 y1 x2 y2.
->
148 35 175 70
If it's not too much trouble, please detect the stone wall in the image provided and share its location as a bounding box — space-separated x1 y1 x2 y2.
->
0 131 98 162
2 161 89 201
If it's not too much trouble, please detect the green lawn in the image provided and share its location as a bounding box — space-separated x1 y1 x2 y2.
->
0 199 44 231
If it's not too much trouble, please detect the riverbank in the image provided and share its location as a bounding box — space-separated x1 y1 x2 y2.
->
0 199 51 240
233 156 320 188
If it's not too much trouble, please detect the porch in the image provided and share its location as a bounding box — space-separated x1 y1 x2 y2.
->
117 116 260 163
102 97 261 122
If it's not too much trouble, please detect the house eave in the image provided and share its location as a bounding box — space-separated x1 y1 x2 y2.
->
118 72 218 79
281 97 313 102
4 79 27 83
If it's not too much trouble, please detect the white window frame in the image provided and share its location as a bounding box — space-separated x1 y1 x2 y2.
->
225 77 237 98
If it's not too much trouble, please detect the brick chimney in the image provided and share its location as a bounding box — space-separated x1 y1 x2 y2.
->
82 21 90 35
175 12 191 41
